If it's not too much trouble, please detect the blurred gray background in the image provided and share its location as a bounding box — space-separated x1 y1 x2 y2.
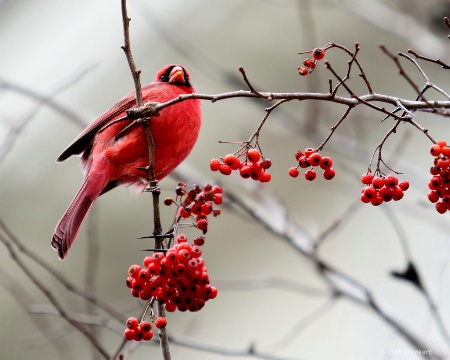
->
1 1 450 359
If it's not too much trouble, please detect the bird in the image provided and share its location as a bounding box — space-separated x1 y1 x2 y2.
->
51 64 201 260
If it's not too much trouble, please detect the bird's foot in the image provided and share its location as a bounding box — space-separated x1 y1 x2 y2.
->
144 182 160 194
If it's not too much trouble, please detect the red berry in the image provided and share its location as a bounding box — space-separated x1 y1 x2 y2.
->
430 166 440 175
164 197 173 206
219 164 232 175
138 269 149 281
323 168 336 180
212 185 222 194
391 187 404 201
128 265 141 278
308 152 322 166
239 165 252 179
155 317 168 329
428 191 439 203
430 144 442 156
429 176 442 190
360 193 370 203
124 328 135 341
288 167 300 178
143 331 154 341
210 159 221 171
370 196 383 206
259 171 272 183
298 66 308 76
295 150 303 161
222 154 240 170
126 317 139 330
204 183 213 192
437 140 447 148
298 156 310 168
193 236 205 246
213 193 222 205
208 286 218 299
398 181 409 191
133 330 144 341
320 157 332 170
438 158 450 169
140 321 152 333
363 186 377 199
436 201 447 214
179 206 191 218
197 218 208 231
152 252 164 262
442 146 450 157
384 175 398 188
247 148 261 163
191 202 203 215
371 177 384 189
379 186 392 202
165 302 177 312
250 162 263 177
304 169 316 181
147 262 160 276
304 148 316 157
303 58 316 69
201 203 212 215
190 245 202 258
176 234 188 243
312 47 325 60
260 159 272 169
361 173 374 185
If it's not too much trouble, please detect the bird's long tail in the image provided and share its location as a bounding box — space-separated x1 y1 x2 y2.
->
51 158 112 260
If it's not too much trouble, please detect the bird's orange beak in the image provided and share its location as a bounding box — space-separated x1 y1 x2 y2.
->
169 66 185 84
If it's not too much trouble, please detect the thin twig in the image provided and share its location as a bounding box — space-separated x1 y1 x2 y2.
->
121 0 142 106
407 48 450 70
0 217 125 322
0 232 110 359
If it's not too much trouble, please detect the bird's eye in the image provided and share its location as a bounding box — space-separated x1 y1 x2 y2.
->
160 75 168 82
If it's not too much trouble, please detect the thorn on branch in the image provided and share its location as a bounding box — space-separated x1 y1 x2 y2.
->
138 234 173 240
391 262 423 290
136 166 149 172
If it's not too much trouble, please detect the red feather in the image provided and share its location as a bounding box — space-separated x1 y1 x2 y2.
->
52 65 201 259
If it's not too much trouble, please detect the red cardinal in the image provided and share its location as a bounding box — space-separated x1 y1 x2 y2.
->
52 64 201 260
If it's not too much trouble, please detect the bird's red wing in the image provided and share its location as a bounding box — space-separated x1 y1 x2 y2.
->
56 83 159 162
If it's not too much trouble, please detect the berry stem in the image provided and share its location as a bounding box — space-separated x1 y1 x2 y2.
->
369 120 403 174
247 99 290 145
317 106 352 152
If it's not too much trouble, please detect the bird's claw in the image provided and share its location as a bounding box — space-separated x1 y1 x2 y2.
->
144 184 161 194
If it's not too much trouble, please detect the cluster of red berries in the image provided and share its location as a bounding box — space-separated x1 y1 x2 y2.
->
428 141 450 214
126 235 217 313
298 47 326 76
124 316 167 342
288 148 335 181
165 183 222 233
360 173 409 206
210 148 272 183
